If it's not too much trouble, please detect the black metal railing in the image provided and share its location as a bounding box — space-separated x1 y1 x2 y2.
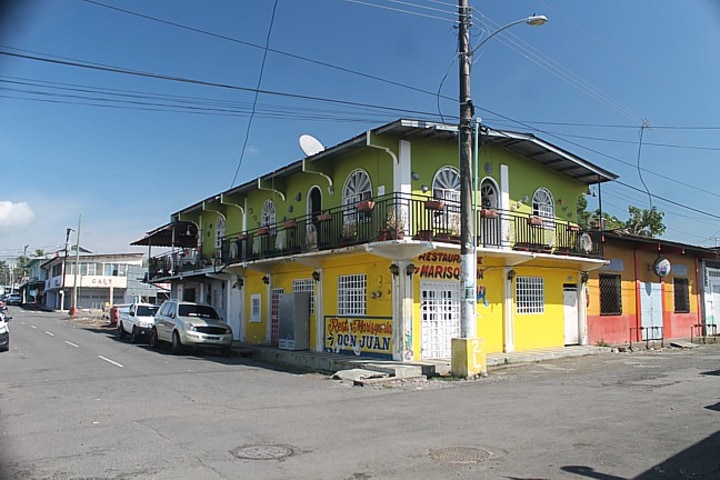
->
146 192 603 280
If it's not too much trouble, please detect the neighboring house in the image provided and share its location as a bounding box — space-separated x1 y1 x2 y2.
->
133 119 618 360
587 232 716 346
698 254 720 338
42 251 144 310
123 264 170 305
19 257 48 304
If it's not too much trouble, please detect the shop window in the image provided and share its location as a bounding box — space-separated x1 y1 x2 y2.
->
599 274 622 315
673 277 690 313
516 276 544 314
338 274 367 316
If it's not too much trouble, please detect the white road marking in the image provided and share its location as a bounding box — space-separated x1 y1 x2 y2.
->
31 325 37 329
98 355 124 368
45 331 55 337
65 341 79 348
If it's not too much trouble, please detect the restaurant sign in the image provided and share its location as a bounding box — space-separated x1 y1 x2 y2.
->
324 316 393 359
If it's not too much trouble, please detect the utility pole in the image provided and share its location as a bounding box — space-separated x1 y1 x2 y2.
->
61 227 73 310
70 214 82 316
458 0 477 339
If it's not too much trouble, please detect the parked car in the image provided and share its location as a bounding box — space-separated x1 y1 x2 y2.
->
118 303 159 343
0 312 10 352
149 300 232 354
7 293 21 306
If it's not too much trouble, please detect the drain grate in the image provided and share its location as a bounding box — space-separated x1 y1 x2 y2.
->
427 446 493 464
232 444 296 461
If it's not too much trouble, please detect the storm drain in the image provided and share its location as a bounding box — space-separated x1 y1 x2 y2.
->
231 444 296 461
427 446 493 464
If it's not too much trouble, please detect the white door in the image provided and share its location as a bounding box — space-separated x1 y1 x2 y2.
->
228 283 243 340
420 281 461 359
563 286 579 345
640 282 663 340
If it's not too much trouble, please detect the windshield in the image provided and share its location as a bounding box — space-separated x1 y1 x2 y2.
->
136 305 158 316
178 304 220 320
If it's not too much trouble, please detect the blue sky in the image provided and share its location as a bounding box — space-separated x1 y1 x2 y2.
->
2 0 720 261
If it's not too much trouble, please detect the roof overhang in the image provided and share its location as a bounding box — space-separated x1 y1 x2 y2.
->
130 221 198 248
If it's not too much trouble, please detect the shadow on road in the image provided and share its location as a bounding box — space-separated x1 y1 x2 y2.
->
561 430 720 480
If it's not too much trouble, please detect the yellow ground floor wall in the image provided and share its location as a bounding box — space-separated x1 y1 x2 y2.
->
234 249 584 359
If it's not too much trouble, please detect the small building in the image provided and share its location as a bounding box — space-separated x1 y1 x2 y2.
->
19 257 48 304
42 251 144 310
587 231 716 346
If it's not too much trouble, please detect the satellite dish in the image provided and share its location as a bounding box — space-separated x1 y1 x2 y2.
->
579 233 593 253
299 134 325 157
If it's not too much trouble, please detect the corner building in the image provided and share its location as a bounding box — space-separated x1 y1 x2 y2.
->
133 119 617 362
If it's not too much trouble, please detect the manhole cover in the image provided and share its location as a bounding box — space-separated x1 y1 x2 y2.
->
428 447 493 464
232 444 295 460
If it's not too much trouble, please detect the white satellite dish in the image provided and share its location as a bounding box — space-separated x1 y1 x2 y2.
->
299 134 325 157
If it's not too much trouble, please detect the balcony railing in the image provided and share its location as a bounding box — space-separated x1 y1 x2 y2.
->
146 193 602 281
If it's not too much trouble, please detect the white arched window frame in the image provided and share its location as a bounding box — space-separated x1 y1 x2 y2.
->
532 187 555 229
261 199 277 234
342 169 373 227
432 167 461 232
215 216 226 249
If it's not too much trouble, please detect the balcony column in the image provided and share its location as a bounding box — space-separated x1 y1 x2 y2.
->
503 266 515 353
500 164 511 248
391 260 414 362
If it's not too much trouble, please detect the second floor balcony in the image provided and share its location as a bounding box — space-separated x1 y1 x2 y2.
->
146 193 603 282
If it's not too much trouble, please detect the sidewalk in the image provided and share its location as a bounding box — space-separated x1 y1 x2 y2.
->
233 341 613 378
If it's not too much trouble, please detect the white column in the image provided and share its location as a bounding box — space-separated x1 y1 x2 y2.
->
578 275 588 345
500 164 511 248
314 270 324 352
503 267 515 353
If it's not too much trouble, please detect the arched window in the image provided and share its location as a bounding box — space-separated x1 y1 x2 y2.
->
432 167 461 232
261 199 277 233
342 169 372 225
532 188 554 227
215 216 226 249
480 178 499 209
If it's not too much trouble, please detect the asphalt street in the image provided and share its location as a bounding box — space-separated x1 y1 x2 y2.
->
1 308 719 480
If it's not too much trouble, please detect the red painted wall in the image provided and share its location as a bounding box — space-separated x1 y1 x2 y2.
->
587 314 636 345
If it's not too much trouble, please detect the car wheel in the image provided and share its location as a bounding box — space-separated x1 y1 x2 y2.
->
148 328 159 349
131 326 139 344
171 331 183 354
118 321 126 338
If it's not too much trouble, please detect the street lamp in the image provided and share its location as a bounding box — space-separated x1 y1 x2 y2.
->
457 4 548 341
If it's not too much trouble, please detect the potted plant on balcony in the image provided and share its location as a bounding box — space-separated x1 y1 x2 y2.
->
316 212 332 222
257 226 270 236
283 219 298 229
357 200 375 212
480 208 499 218
527 216 543 226
340 222 357 245
379 209 405 240
424 198 445 211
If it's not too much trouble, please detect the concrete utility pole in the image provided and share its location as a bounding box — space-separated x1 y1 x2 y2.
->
70 214 82 316
457 0 477 339
61 227 73 310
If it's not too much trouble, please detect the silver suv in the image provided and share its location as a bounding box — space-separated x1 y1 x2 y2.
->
149 300 233 354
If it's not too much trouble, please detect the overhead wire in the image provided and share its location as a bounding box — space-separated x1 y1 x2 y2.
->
229 0 278 188
344 0 457 23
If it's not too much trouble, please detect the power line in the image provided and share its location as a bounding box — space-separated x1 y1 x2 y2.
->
345 0 457 23
82 0 457 102
230 0 278 188
0 49 449 119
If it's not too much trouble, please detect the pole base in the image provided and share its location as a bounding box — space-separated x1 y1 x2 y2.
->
451 338 487 378
68 306 77 317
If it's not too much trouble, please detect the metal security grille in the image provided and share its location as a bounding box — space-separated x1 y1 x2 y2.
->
293 278 315 314
599 274 622 315
516 276 544 314
420 281 461 359
673 277 690 313
338 274 366 316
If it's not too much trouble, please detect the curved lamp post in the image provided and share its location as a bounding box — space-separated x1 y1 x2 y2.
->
457 5 548 341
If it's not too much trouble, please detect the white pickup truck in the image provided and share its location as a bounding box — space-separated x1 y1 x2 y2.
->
118 303 159 343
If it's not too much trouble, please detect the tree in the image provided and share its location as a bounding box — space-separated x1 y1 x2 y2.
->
624 206 666 237
33 249 45 258
576 195 666 238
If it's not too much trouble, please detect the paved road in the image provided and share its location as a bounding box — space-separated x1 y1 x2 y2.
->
1 308 719 480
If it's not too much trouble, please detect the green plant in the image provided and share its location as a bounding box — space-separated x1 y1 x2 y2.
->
595 339 610 347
